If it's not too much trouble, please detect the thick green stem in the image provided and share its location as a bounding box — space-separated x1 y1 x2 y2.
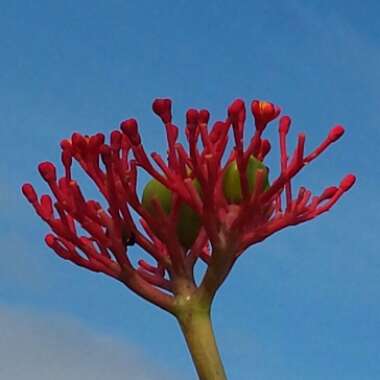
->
177 309 227 380
172 243 235 380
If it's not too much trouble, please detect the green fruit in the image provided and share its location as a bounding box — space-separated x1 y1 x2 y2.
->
222 156 269 204
142 178 201 249
142 179 172 215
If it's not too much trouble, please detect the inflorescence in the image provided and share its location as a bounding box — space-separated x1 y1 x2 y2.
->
22 98 355 312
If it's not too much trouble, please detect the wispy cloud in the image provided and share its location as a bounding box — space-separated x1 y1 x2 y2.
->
0 305 176 380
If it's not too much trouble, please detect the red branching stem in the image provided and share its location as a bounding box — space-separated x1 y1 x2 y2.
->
23 97 355 314
304 125 344 163
279 116 292 210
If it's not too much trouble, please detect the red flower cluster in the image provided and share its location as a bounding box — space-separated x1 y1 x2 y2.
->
22 98 355 312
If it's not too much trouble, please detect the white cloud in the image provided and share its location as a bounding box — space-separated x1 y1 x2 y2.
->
0 305 175 380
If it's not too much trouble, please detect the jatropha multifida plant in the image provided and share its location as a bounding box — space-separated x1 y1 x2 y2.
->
22 98 355 380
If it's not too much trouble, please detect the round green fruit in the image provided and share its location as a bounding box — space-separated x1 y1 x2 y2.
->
142 178 201 249
222 156 269 204
142 179 172 215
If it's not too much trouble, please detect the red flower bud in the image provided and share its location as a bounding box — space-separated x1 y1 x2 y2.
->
199 109 210 124
328 125 345 142
71 133 87 152
110 130 122 150
228 99 246 123
251 100 281 128
38 162 57 182
152 98 172 123
22 183 38 203
120 119 141 145
45 233 56 248
340 174 356 191
279 116 291 134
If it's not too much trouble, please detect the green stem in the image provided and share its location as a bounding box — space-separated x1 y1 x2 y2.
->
177 309 227 380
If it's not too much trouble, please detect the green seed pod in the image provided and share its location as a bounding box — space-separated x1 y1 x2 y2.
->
142 179 172 215
222 156 270 204
142 178 201 249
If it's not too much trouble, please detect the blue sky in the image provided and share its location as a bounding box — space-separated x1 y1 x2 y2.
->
0 1 379 379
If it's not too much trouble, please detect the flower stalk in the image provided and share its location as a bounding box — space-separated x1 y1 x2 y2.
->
177 303 227 380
